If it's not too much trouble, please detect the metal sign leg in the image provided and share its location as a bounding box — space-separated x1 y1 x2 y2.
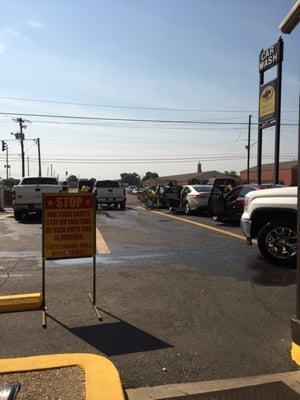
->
41 259 47 328
88 255 102 321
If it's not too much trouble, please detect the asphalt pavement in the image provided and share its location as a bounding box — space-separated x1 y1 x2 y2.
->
0 196 297 388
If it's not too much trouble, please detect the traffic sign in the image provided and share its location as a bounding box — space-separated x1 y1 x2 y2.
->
43 193 96 260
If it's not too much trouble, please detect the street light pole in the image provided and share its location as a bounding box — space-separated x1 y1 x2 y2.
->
279 0 300 354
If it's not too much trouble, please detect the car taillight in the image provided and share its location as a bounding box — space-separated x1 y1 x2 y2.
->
12 190 16 200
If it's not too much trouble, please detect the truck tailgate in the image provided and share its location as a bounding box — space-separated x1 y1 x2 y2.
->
14 185 60 204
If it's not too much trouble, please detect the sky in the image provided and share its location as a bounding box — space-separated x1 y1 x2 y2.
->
0 0 299 180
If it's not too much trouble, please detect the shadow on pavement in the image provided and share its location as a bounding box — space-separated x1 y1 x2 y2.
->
248 257 296 287
70 321 171 356
48 310 172 356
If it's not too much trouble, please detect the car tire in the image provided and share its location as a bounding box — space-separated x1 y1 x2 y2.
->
257 220 297 267
14 210 23 221
120 202 126 210
184 202 191 215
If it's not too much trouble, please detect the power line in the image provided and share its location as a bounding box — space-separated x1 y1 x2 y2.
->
0 111 297 126
1 155 296 165
0 96 298 114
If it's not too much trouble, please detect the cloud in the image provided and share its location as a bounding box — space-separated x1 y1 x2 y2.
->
0 27 26 41
27 19 43 30
0 43 6 55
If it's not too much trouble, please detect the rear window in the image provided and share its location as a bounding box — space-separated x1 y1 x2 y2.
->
96 180 120 188
21 178 58 185
193 185 213 193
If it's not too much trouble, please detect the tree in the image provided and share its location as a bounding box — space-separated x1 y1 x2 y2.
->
120 172 141 186
224 170 239 179
142 171 159 182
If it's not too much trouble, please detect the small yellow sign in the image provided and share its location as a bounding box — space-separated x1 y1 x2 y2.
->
259 84 276 119
43 193 95 260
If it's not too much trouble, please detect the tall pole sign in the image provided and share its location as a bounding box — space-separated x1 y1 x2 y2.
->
257 38 284 184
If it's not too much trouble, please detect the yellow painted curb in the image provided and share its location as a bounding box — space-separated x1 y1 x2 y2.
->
0 353 125 400
291 342 300 365
0 292 42 313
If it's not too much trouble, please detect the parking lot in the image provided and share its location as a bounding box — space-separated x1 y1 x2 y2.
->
0 194 297 389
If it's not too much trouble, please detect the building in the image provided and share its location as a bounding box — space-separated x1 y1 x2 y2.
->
144 163 231 187
240 160 297 185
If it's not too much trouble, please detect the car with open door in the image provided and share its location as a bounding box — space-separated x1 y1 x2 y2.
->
164 185 213 214
209 184 262 223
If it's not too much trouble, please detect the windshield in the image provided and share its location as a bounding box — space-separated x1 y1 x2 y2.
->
95 180 120 188
21 178 58 185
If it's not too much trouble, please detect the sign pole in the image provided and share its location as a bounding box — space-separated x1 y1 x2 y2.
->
258 38 283 185
274 37 284 185
247 114 251 184
88 193 102 320
42 259 46 328
257 68 264 185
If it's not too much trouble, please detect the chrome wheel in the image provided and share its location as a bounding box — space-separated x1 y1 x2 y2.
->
265 226 297 260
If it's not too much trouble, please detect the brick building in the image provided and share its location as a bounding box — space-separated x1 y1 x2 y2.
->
240 160 297 185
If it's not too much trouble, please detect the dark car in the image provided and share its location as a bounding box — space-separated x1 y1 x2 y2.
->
209 184 262 222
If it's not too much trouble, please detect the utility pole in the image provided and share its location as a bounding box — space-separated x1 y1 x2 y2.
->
12 117 30 178
18 118 25 178
6 147 9 180
27 156 30 176
50 163 53 177
36 138 41 177
245 115 252 184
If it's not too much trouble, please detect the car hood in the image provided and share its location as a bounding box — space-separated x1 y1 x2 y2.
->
245 186 297 201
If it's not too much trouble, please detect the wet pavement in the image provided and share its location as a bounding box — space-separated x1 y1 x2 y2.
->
0 197 297 388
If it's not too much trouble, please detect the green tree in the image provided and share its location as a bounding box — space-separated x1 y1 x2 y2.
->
120 172 141 186
224 170 239 179
142 171 159 182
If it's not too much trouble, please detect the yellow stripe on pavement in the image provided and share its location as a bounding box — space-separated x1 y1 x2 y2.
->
96 227 110 254
137 207 256 243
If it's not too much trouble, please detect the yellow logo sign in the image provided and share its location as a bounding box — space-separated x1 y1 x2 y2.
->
259 85 276 119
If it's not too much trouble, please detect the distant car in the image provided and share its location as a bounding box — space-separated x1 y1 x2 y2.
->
164 184 213 214
131 187 138 195
209 184 262 222
128 186 138 194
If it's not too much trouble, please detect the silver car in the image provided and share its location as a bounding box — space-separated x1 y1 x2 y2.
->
182 185 213 214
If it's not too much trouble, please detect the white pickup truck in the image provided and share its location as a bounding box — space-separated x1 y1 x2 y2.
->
94 180 126 209
12 177 61 221
241 186 297 266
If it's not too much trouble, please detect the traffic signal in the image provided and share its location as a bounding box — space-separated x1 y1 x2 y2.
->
1 141 7 152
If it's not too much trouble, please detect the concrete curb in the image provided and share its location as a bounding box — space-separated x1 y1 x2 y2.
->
0 353 125 400
126 370 300 399
0 292 41 313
